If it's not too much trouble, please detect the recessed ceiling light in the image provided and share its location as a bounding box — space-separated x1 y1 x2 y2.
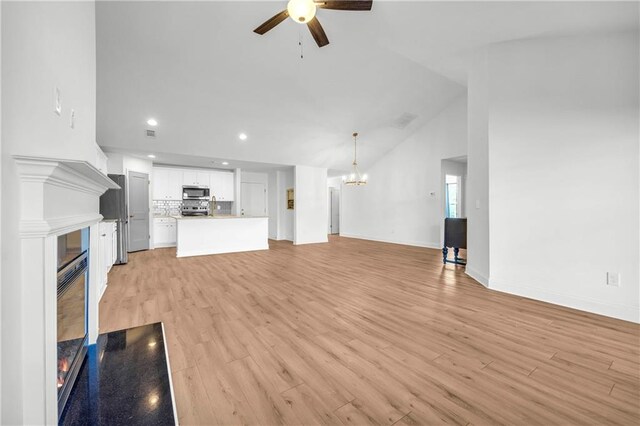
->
238 133 248 141
147 154 156 159
222 161 229 165
147 118 158 126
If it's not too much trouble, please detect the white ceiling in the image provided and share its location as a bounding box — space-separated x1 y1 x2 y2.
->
102 146 290 172
96 1 638 173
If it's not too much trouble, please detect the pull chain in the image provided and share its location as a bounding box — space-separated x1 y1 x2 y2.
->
298 27 304 59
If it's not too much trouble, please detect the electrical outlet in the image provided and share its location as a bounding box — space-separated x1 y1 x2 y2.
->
69 109 75 129
606 272 620 287
54 87 62 115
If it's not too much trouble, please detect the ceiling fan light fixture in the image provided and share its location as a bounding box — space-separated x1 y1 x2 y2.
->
287 0 317 23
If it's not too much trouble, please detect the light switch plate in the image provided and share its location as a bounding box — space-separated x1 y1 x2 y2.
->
54 87 62 115
69 109 75 129
606 272 620 287
475 200 481 209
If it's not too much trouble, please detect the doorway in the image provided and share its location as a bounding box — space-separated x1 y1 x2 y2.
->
441 157 467 219
128 171 150 252
241 182 266 217
329 187 340 234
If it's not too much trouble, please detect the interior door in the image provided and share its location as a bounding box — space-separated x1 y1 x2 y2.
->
128 171 150 252
241 182 266 217
330 188 340 234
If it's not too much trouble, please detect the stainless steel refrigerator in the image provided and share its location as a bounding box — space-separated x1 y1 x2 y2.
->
99 174 128 264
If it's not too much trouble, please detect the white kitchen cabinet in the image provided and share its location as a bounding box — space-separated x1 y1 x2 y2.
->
209 172 222 199
220 172 235 201
183 171 209 187
153 168 169 199
154 166 232 201
210 171 235 201
111 224 118 265
153 168 183 200
98 221 117 300
154 217 177 248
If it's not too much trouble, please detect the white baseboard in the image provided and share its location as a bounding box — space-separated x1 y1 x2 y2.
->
154 242 177 249
176 245 269 258
293 238 329 246
99 284 108 301
465 265 489 287
489 279 640 324
339 233 440 250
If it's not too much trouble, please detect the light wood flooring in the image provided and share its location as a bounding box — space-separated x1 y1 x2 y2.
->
100 236 640 425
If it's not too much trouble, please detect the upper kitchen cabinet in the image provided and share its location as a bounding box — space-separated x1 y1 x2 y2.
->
183 171 209 187
210 171 235 201
153 168 183 200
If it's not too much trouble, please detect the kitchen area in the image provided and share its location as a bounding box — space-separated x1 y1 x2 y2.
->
98 150 296 278
152 166 269 257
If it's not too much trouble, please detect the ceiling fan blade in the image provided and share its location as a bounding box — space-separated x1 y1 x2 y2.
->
253 10 289 35
307 17 330 47
315 1 373 11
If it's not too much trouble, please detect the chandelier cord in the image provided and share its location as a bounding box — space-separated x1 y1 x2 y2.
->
353 134 357 165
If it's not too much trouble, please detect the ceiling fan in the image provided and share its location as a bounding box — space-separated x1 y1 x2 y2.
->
253 0 373 48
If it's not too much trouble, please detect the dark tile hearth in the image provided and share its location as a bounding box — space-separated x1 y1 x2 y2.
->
60 322 176 425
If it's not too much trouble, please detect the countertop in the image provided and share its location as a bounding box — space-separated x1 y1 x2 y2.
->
171 215 268 220
60 323 175 425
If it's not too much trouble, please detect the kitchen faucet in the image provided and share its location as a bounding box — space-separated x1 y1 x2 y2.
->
210 195 217 216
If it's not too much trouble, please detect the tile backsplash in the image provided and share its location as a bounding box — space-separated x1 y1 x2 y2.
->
153 200 233 216
213 201 233 215
153 200 182 216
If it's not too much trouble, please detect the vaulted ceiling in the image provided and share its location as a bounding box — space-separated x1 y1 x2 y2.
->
96 1 638 172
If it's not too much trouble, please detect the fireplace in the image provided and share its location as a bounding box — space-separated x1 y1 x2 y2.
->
56 228 90 415
13 156 119 424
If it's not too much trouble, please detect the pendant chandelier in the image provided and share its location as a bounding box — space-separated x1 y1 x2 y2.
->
342 132 368 186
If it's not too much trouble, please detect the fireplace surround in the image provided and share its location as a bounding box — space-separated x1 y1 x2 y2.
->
56 228 89 415
14 156 119 423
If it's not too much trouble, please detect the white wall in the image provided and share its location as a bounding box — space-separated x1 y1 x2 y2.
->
241 171 268 185
486 31 639 323
268 171 278 239
279 169 294 241
341 97 468 248
327 176 342 234
294 166 328 245
466 48 491 286
0 2 3 418
1 1 97 422
267 168 295 241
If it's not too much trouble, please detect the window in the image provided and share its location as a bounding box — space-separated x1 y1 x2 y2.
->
445 175 460 218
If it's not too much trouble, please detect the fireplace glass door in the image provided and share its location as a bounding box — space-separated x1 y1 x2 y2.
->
57 228 89 416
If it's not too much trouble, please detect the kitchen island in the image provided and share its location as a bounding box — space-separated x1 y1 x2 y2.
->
172 215 269 258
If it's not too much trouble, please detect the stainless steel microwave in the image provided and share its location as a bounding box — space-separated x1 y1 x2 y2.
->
182 185 210 200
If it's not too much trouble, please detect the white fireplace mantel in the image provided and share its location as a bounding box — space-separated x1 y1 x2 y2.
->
13 155 119 424
14 156 119 238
